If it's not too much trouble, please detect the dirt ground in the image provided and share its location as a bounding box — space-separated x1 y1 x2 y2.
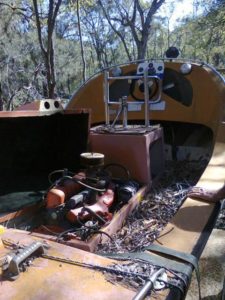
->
186 228 225 300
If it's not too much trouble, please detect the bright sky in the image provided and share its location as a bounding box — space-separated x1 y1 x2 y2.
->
159 0 198 29
171 0 194 25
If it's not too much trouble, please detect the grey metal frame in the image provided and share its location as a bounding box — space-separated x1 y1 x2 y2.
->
103 69 163 129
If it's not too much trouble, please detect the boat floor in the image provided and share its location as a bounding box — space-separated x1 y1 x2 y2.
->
98 160 206 253
0 128 224 299
0 163 222 300
156 139 225 257
0 228 171 300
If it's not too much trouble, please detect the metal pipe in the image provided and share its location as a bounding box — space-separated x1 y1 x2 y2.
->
111 105 123 128
122 96 128 128
149 79 163 104
108 75 160 80
104 69 163 130
104 71 110 126
132 268 165 300
144 68 150 128
105 100 141 105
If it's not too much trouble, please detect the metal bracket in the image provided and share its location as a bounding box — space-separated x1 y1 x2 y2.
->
103 69 163 130
3 241 46 280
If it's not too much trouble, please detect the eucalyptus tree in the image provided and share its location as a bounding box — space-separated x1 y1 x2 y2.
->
169 0 225 66
197 0 225 66
0 0 41 110
98 0 166 60
32 0 63 99
81 3 122 70
75 0 86 81
60 0 95 84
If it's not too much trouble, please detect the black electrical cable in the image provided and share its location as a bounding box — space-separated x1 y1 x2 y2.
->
85 230 114 242
48 169 75 184
76 179 106 192
48 169 107 193
56 227 82 242
80 206 107 224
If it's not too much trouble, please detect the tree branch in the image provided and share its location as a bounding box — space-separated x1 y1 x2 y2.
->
136 0 144 29
98 0 132 61
0 2 28 12
32 0 47 56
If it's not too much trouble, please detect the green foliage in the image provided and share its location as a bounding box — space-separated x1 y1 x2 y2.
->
169 2 225 66
0 0 224 109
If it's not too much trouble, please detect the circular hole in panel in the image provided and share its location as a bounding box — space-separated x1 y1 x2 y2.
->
44 101 50 109
54 101 60 108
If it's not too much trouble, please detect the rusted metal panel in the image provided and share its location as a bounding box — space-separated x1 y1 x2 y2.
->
0 229 136 300
68 62 225 134
156 125 225 255
90 128 164 185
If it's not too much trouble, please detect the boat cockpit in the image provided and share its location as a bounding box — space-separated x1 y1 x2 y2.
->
0 51 224 300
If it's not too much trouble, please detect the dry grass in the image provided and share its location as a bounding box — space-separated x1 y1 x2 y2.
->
98 160 206 253
96 160 225 299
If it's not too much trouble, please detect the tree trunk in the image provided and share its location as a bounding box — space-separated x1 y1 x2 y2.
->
98 0 133 61
33 0 62 98
99 0 165 60
76 0 86 82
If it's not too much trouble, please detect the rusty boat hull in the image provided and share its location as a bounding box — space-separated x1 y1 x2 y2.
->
0 58 225 299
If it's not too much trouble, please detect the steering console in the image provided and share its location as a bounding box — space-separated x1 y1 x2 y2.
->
130 60 164 102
